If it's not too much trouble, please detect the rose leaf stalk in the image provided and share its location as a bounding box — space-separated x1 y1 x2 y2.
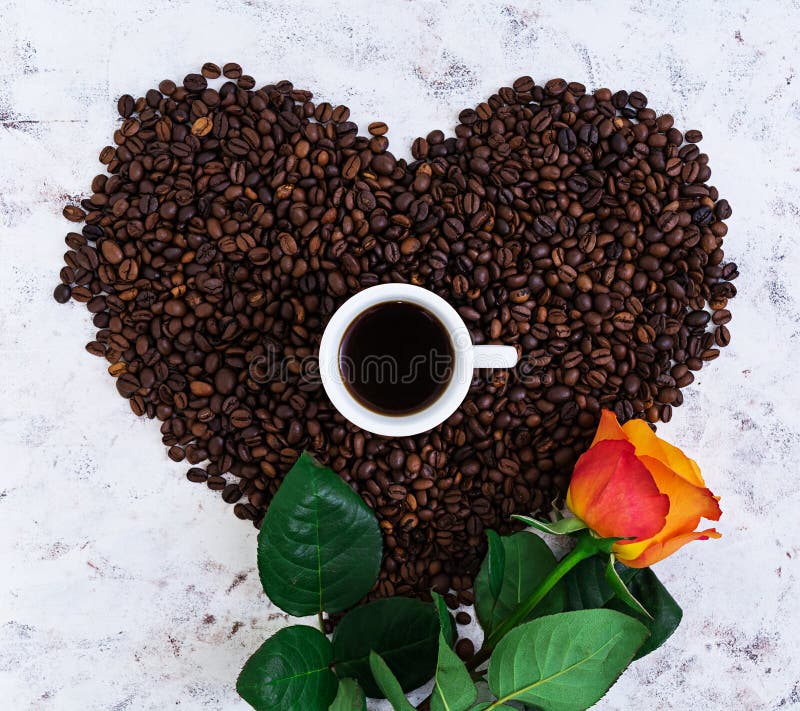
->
466 530 610 671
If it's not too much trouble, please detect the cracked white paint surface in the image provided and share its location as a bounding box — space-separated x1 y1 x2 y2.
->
1 0 799 709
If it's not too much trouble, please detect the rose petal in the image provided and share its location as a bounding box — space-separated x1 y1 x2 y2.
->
566 439 670 542
612 455 721 566
615 528 722 568
590 409 628 447
639 455 721 537
621 418 705 487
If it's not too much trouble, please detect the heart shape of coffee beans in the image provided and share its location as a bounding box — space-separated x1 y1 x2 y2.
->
54 63 737 600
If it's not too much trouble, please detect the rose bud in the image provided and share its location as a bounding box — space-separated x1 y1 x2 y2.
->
566 410 721 568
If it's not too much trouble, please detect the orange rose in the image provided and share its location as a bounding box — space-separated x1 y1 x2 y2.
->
566 410 722 568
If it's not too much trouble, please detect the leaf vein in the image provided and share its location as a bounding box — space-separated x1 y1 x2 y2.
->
498 631 625 705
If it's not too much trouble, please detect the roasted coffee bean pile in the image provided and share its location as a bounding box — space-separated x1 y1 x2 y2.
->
53 65 737 598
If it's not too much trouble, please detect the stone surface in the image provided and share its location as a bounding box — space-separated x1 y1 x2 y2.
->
1 0 799 708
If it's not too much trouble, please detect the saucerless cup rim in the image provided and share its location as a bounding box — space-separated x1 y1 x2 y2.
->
319 284 475 437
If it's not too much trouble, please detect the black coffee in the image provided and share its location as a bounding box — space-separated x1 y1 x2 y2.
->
339 301 454 415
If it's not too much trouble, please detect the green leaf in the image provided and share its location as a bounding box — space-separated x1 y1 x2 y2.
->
332 598 439 698
368 652 415 711
470 704 514 710
606 568 682 659
474 531 565 636
431 631 477 711
328 678 366 711
564 559 682 660
563 556 613 611
512 515 588 536
605 556 652 620
258 451 382 615
430 592 476 711
487 610 650 711
486 530 506 599
432 592 456 647
236 625 338 711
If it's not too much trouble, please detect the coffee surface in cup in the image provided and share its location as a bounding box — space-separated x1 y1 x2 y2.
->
339 301 454 415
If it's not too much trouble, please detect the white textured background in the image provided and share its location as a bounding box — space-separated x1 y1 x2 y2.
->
1 0 799 709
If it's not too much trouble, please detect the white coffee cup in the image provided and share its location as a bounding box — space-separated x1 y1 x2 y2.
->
318 283 518 436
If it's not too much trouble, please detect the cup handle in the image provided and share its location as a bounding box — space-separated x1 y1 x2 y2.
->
472 345 518 369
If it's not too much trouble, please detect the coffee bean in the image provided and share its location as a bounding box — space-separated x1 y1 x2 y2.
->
610 131 629 154
629 91 648 109
100 240 124 265
187 468 208 483
159 79 177 95
686 310 711 328
546 385 572 404
613 312 635 331
545 78 567 95
712 308 731 325
53 69 736 603
207 476 226 491
85 341 105 357
385 484 405 500
186 381 211 400
116 373 139 398
183 73 207 92
623 374 641 396
118 258 138 281
533 215 556 237
279 233 298 255
116 94 135 118
201 62 221 78
368 121 388 136
431 573 450 594
557 127 577 153
222 62 242 79
231 409 252 428
455 638 474 661
513 75 535 92
191 117 213 136
62 205 86 222
53 284 72 303
715 325 731 346
222 484 243 503
715 199 733 220
214 368 237 395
